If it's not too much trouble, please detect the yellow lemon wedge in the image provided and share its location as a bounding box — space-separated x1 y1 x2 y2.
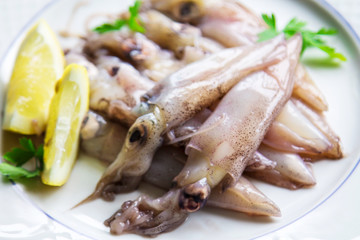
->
41 64 89 186
3 19 65 135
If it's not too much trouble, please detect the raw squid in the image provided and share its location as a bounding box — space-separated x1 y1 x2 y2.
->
84 30 185 82
79 115 280 234
208 176 280 217
103 176 280 236
146 0 266 47
263 99 343 160
146 146 280 217
160 0 340 159
151 0 328 114
140 10 224 58
198 0 266 47
80 111 128 164
66 52 154 126
245 145 316 190
173 35 302 211
292 64 328 112
79 35 286 205
103 146 280 236
61 0 347 237
246 151 277 172
104 35 300 236
143 0 206 23
164 108 212 146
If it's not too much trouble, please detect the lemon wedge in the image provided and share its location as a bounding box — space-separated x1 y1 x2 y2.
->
41 64 89 186
3 19 65 135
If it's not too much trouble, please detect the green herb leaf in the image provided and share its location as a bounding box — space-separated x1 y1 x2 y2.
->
128 16 145 33
3 137 39 166
19 137 36 152
93 19 127 34
3 148 34 166
93 0 145 34
317 27 338 35
262 13 277 30
35 144 44 170
258 13 346 61
0 162 40 179
129 0 141 17
257 28 279 42
258 14 279 42
1 138 44 180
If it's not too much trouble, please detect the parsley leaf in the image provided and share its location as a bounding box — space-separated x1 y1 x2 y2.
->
93 0 145 34
0 163 40 179
262 13 277 30
258 14 279 42
258 14 346 61
0 138 44 180
93 19 127 34
258 29 279 42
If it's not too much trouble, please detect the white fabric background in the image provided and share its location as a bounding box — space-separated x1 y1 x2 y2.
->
0 0 360 239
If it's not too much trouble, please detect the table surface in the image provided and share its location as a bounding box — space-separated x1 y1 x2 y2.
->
0 1 360 240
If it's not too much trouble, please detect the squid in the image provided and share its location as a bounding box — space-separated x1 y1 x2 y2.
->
151 0 329 113
143 0 207 23
79 110 274 180
245 145 316 190
66 52 154 126
104 145 280 236
80 111 128 165
174 35 302 210
104 35 301 235
103 175 280 236
246 151 277 172
79 114 281 222
79 112 314 191
145 0 266 47
146 146 280 217
292 64 328 112
164 108 212 146
198 0 267 47
78 34 286 205
84 30 185 82
140 10 224 59
263 99 343 160
84 10 224 82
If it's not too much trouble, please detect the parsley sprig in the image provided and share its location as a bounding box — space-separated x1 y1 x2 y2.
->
258 14 346 61
0 138 44 180
93 0 145 34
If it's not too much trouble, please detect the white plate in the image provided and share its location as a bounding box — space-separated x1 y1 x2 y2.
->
1 0 360 239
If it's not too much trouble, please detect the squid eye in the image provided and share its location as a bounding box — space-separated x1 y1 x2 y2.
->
177 1 199 21
128 125 148 145
179 2 195 17
130 129 142 143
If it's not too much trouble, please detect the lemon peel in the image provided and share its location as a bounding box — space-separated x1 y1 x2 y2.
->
42 64 89 186
3 19 65 135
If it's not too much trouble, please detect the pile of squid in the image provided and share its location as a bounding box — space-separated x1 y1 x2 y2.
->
65 0 343 236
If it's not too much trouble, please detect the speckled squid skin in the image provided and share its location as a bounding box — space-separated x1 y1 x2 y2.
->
79 35 286 205
176 35 303 189
145 34 287 132
140 10 223 57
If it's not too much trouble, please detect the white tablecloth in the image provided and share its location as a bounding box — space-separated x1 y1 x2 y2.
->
0 1 360 240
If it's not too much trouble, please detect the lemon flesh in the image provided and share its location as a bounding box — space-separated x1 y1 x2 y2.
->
3 19 65 135
42 64 89 186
